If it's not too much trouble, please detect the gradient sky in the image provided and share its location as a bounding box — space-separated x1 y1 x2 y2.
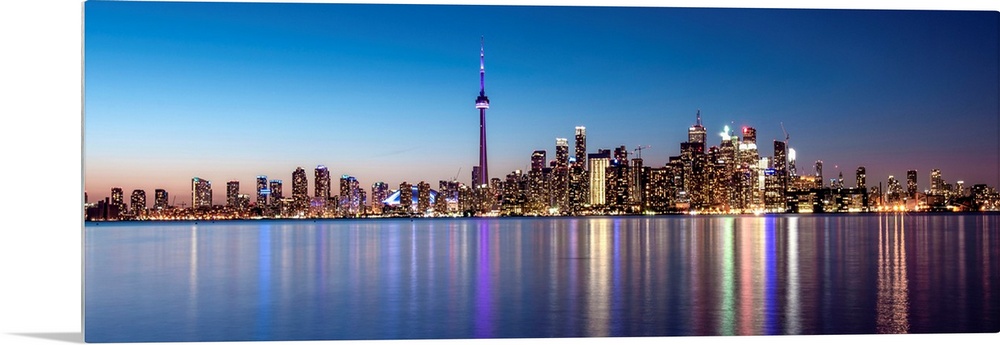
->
83 1 999 205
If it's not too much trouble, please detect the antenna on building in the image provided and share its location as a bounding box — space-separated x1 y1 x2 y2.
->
696 109 702 126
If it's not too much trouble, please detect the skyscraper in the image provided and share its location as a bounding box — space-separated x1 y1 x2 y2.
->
574 126 587 168
154 189 168 210
930 169 943 195
292 167 308 210
814 160 824 188
531 150 546 171
553 138 570 211
417 181 431 213
788 148 797 177
269 180 282 200
111 187 125 215
227 180 240 207
399 182 413 213
906 170 917 199
130 189 146 216
687 110 706 150
191 177 212 208
315 165 330 199
255 176 269 206
856 166 866 189
371 182 389 214
475 37 491 186
588 150 611 205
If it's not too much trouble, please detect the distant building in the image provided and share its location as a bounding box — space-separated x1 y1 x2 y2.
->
315 165 330 199
930 169 943 195
399 182 413 213
111 187 126 216
130 189 146 217
856 166 866 189
191 177 212 208
256 175 269 206
588 150 611 205
371 182 389 214
906 170 917 199
417 181 431 213
154 189 168 210
574 126 587 169
269 180 282 200
292 167 308 211
531 150 546 171
687 110 707 150
227 180 240 207
814 161 823 189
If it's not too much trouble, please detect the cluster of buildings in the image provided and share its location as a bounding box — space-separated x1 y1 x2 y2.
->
84 40 999 221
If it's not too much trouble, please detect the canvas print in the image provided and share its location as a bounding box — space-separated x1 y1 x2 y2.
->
83 1 1000 343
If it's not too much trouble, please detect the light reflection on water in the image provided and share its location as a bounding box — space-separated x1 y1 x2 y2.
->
85 215 1000 342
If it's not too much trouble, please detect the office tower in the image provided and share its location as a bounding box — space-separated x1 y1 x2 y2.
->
475 37 491 186
687 110 707 150
531 150 546 171
339 175 361 216
719 127 739 211
315 165 331 199
630 158 644 208
552 138 569 211
255 175 268 206
956 181 965 197
191 177 212 208
814 161 824 188
930 169 943 195
856 166 866 189
399 182 412 213
567 165 587 213
130 189 146 216
788 148 797 177
371 182 389 214
471 166 482 187
154 189 168 210
417 181 431 213
269 180 282 200
605 159 631 210
111 187 125 215
292 167 308 210
614 145 628 163
588 150 611 205
738 127 760 210
227 180 240 207
906 170 917 199
574 126 587 168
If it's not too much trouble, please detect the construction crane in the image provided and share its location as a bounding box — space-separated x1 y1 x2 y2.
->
633 145 651 159
780 122 790 143
452 167 462 181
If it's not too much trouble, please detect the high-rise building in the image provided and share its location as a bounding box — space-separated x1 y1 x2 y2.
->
256 175 269 206
471 166 482 187
315 165 330 199
531 150 546 171
588 150 611 205
574 126 587 168
269 180 282 200
191 177 212 208
339 175 360 216
227 180 240 207
887 175 903 204
552 138 570 211
111 187 125 215
814 160 824 188
930 169 943 195
613 145 628 163
292 167 308 210
556 138 569 167
630 158 644 208
399 182 413 213
788 148 797 177
130 189 146 216
856 166 866 189
475 37 491 186
906 170 917 199
154 189 168 210
371 182 389 214
417 181 431 213
687 110 706 150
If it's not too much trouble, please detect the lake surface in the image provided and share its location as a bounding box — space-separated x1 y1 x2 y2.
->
84 214 1000 342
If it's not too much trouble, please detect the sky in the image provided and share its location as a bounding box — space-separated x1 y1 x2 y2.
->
83 0 999 205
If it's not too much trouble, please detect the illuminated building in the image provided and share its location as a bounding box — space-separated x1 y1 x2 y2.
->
531 150 546 171
417 181 431 213
930 168 943 195
645 166 672 213
292 167 308 210
500 171 526 215
788 148 798 177
339 175 360 216
256 175 269 206
154 189 167 210
956 180 965 197
630 158 645 209
906 170 917 199
399 182 413 213
773 140 787 195
371 182 389 214
737 127 761 210
475 37 491 186
887 176 903 204
471 166 482 187
605 159 631 211
130 189 146 217
856 166 866 189
315 165 330 199
814 160 824 189
567 165 588 213
687 110 706 149
588 150 611 205
763 168 784 212
227 180 240 207
269 180 282 200
111 187 125 215
574 126 587 168
191 177 212 208
552 138 569 211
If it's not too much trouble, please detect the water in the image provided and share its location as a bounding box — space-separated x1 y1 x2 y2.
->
84 214 1000 342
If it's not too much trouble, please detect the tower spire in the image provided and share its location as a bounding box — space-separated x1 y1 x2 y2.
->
696 109 702 126
479 36 485 97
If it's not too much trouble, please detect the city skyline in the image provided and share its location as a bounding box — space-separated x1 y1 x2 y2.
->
84 2 999 205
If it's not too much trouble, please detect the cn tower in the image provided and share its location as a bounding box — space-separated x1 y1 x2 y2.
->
475 36 490 186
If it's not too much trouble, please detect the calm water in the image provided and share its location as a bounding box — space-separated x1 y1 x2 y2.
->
84 214 1000 342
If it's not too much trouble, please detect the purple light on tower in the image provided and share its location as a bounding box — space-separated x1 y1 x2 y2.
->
475 36 490 186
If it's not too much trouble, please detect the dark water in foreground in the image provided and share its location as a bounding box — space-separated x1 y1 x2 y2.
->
84 214 1000 342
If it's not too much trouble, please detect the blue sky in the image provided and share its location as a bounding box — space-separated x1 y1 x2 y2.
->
83 1 999 204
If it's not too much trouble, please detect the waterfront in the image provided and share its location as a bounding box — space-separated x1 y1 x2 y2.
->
84 214 999 342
